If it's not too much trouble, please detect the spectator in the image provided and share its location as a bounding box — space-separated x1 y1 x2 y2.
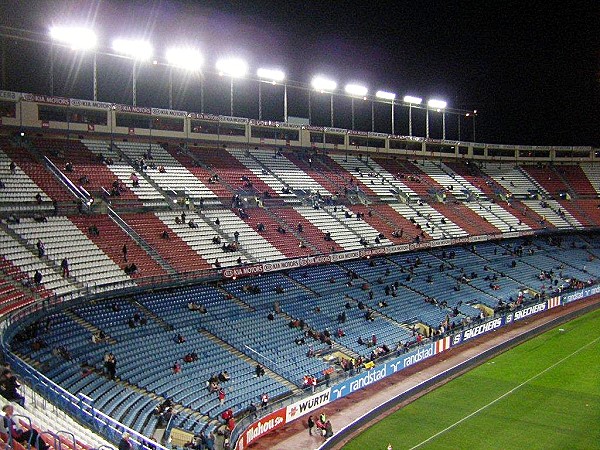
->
61 258 69 278
36 239 45 257
9 161 16 174
172 361 181 374
118 432 132 450
33 270 43 286
0 371 25 406
260 392 269 408
88 224 100 236
218 388 226 404
324 420 333 439
2 404 48 450
122 244 128 262
308 415 315 436
255 364 265 377
218 371 230 383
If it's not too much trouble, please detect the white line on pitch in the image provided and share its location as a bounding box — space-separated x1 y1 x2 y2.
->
408 333 600 450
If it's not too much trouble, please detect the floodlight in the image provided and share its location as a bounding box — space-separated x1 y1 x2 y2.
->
216 58 248 78
345 84 368 97
257 68 285 82
376 91 396 100
403 95 422 105
112 39 153 61
50 26 97 50
428 99 447 109
166 47 203 71
312 76 337 92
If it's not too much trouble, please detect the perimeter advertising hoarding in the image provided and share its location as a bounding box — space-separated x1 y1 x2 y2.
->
235 407 287 450
330 344 435 401
285 388 332 422
561 285 600 304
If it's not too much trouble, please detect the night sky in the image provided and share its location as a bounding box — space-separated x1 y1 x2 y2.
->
0 0 598 146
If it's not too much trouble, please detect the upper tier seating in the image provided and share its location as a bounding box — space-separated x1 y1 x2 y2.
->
6 217 134 290
579 163 600 196
1 141 73 203
114 142 218 202
419 160 487 201
521 165 569 196
190 146 279 198
226 148 294 199
0 147 55 214
482 163 547 197
248 149 331 196
81 139 165 206
0 229 76 296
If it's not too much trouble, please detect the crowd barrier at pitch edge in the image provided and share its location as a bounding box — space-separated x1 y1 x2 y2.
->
232 285 599 449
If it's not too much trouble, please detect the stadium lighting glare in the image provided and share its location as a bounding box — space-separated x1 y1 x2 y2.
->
112 39 153 61
312 76 337 92
345 84 368 97
216 58 248 78
166 48 203 71
428 99 447 109
257 68 285 83
376 90 396 101
403 95 422 105
50 26 97 50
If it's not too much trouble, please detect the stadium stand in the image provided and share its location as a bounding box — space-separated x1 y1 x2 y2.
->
0 94 599 450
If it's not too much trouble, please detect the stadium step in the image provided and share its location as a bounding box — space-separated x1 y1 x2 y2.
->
197 328 302 395
128 298 174 331
0 221 84 291
107 208 179 277
63 309 118 345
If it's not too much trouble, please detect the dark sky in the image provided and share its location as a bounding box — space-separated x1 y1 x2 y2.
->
0 0 598 146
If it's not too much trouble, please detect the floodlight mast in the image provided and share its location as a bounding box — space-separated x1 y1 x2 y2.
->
403 95 422 136
112 39 153 106
166 47 203 109
376 90 396 134
50 26 98 99
345 84 368 130
257 68 286 121
426 98 447 139
216 58 248 116
312 76 337 127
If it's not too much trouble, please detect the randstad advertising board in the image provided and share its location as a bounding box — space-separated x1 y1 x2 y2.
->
330 344 435 401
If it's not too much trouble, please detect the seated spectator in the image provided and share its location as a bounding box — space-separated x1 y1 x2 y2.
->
65 162 74 172
255 364 265 377
218 371 231 383
88 224 100 236
36 239 45 258
161 230 169 239
33 270 43 286
0 371 25 406
172 361 181 374
2 404 48 450
123 263 138 275
176 334 186 344
188 220 198 228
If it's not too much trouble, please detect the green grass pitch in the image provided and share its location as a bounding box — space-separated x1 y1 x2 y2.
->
343 308 600 450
